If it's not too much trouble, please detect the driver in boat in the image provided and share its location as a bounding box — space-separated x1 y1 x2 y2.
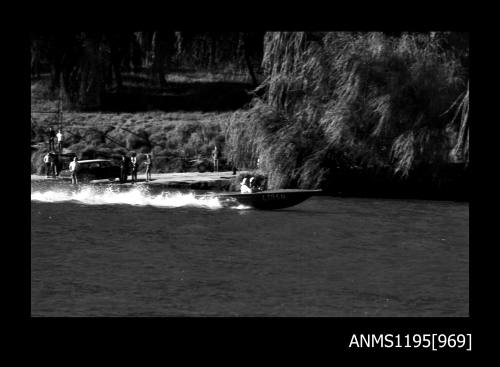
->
240 177 252 194
250 176 264 191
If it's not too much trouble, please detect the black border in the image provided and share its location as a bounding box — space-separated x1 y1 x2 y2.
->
20 6 479 355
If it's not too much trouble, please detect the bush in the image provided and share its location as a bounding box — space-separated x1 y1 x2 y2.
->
138 145 151 154
94 147 113 159
126 129 150 150
81 147 97 160
126 133 141 150
112 147 128 156
31 150 47 174
84 129 106 145
67 141 88 157
32 124 48 143
148 131 167 149
67 130 82 145
186 132 204 155
174 121 200 141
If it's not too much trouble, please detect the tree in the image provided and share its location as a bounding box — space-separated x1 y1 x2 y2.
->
30 36 41 78
226 32 469 189
152 31 176 87
242 32 261 87
106 32 126 89
71 33 107 109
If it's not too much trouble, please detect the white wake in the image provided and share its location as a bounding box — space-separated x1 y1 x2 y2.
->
31 186 224 209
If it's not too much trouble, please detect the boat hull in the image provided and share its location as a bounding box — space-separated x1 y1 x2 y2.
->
215 189 322 210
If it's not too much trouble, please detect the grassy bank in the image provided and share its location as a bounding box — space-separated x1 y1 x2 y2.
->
32 81 239 174
31 109 235 175
31 70 259 175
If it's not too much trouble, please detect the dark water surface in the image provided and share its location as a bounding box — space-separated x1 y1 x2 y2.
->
31 181 469 316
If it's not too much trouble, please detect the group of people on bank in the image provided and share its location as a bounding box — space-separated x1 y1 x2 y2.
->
43 125 154 184
43 151 60 178
48 127 64 153
118 152 153 184
42 125 257 189
43 152 153 185
43 127 64 177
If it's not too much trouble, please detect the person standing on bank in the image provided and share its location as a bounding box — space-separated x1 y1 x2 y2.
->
48 127 56 151
130 152 138 183
144 154 153 182
48 153 56 178
43 152 51 177
56 129 63 152
212 145 220 173
119 154 128 183
69 157 79 185
53 153 59 176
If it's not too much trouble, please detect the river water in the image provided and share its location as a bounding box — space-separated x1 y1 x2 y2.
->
31 180 469 316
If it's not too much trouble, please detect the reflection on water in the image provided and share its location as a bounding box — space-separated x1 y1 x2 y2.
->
31 180 469 316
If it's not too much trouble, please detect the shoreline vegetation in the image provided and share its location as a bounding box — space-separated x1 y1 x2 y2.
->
31 32 469 201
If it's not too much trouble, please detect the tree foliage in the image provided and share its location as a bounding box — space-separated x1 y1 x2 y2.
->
30 32 265 110
226 32 469 189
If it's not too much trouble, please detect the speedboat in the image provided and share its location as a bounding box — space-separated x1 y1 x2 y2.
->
204 189 322 210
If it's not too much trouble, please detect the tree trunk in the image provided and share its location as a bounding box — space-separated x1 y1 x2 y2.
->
47 35 68 92
111 49 123 89
209 34 217 70
131 33 143 73
108 33 128 89
31 40 41 78
81 35 105 109
50 64 62 91
62 33 106 110
243 33 258 87
152 31 168 88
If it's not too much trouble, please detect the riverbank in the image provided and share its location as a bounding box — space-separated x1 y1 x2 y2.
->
31 66 468 201
31 74 246 175
30 109 234 174
31 171 248 191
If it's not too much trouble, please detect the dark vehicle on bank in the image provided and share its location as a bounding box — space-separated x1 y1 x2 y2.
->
59 159 121 182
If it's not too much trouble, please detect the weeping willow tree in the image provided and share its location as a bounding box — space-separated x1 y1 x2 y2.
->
226 31 469 190
448 81 469 163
